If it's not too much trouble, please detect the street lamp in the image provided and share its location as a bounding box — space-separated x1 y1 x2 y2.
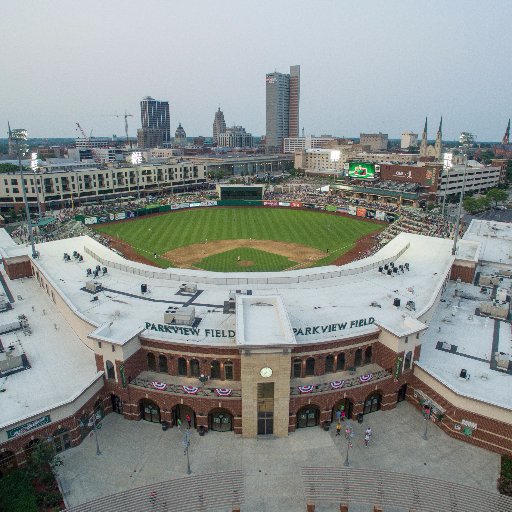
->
131 151 143 201
12 129 37 258
182 429 191 474
87 409 103 455
343 424 354 467
422 402 431 440
451 133 474 256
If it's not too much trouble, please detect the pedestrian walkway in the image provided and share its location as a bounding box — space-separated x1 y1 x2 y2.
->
58 402 500 512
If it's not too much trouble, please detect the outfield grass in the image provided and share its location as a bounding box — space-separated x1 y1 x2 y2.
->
195 247 296 272
94 207 383 270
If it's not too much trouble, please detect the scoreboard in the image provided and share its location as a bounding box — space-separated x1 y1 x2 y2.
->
217 185 264 201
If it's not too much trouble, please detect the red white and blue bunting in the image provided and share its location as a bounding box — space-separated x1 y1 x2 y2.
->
359 373 373 383
182 386 199 394
298 385 315 394
330 380 345 390
151 381 167 391
214 388 233 397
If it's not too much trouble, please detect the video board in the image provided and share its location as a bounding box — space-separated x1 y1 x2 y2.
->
348 162 376 180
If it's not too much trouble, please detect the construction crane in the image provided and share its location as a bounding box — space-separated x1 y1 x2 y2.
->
75 122 89 142
104 112 134 148
75 122 101 163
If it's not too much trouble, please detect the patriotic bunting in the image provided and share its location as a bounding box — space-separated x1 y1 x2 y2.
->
214 388 233 397
298 385 315 394
359 373 373 383
151 381 167 391
182 386 199 394
330 380 345 390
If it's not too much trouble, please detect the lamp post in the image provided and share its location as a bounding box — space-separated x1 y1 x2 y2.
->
30 152 43 219
182 429 191 474
343 424 354 467
89 410 102 455
131 151 143 202
12 129 37 258
451 133 474 256
422 402 431 440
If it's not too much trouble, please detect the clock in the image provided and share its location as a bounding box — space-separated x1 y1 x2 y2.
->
260 367 273 378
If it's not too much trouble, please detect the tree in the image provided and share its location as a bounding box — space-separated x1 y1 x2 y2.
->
0 163 21 174
486 188 508 206
463 197 479 214
25 441 62 485
476 149 495 165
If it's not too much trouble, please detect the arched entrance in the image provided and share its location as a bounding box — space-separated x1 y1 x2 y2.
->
209 409 233 432
0 451 17 477
363 392 382 414
24 439 41 460
397 384 407 403
111 394 123 414
140 399 161 423
332 398 353 421
172 404 196 428
52 428 71 453
297 405 320 428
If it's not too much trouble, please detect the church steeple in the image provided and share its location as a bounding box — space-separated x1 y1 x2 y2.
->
503 119 510 145
434 116 443 160
420 117 428 157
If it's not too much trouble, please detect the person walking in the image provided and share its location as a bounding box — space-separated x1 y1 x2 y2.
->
341 410 346 422
177 418 182 431
365 426 372 439
364 433 370 447
186 414 192 428
334 409 341 423
345 425 351 439
336 422 341 436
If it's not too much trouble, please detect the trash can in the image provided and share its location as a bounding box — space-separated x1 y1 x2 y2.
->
161 420 169 431
323 421 331 431
198 425 206 436
357 413 364 424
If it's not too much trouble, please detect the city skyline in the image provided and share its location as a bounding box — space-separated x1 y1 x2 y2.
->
1 0 511 141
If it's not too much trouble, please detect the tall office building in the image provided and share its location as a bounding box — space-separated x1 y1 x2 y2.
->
140 96 171 147
265 65 300 153
212 107 227 145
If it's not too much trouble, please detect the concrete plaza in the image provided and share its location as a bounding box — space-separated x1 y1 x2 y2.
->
57 402 500 511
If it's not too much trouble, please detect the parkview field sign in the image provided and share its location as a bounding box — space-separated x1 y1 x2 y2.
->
144 317 375 340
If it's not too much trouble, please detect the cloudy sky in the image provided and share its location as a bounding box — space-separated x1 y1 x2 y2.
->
1 0 511 141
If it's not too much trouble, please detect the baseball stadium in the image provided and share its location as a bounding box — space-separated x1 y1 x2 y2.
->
1 183 512 512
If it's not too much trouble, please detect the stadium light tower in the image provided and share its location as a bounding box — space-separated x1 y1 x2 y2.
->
131 151 143 201
12 129 37 258
451 132 475 256
30 152 43 218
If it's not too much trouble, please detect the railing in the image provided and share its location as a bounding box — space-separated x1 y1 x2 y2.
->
130 376 242 398
64 470 244 512
290 368 390 396
301 467 512 512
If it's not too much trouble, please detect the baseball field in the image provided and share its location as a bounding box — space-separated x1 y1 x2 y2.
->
94 207 383 272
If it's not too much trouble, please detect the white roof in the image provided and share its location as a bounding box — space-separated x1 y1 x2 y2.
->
0 271 101 429
463 219 512 265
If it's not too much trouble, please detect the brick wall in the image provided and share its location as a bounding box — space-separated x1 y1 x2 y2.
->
450 264 476 284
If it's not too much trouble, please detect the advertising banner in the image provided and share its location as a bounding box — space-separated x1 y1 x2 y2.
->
302 203 316 209
336 207 349 214
325 204 337 212
263 200 278 207
115 212 126 220
7 415 51 439
348 205 357 216
126 211 135 218
356 207 367 217
278 202 290 207
189 202 202 208
375 210 386 221
290 202 302 208
84 216 97 225
201 201 217 207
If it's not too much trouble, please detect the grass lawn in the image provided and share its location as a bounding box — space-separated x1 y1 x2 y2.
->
0 469 37 512
195 247 296 272
95 207 383 271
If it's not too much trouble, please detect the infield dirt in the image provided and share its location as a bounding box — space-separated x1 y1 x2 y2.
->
163 239 325 268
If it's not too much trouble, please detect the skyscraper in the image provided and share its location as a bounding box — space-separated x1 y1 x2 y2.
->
140 96 171 147
212 107 227 145
265 65 300 153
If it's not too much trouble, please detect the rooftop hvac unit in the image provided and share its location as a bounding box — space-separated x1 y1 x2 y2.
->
495 352 510 371
393 298 401 307
179 283 197 294
164 306 196 326
86 281 102 293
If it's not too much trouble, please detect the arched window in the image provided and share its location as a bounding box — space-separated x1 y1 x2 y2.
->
147 353 156 372
336 353 345 371
224 361 233 380
210 360 221 379
158 355 168 373
325 354 334 373
178 357 187 376
105 360 115 380
190 359 200 377
292 359 302 378
364 346 372 364
305 357 315 376
404 351 413 370
354 349 362 367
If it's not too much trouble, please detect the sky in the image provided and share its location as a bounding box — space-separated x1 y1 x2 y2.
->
1 0 511 141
